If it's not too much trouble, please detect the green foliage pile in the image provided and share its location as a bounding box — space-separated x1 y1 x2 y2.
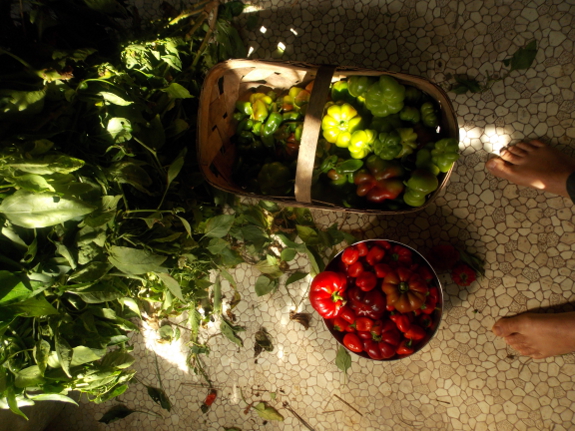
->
0 0 351 419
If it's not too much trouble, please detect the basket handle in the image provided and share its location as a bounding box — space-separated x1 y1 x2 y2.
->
294 64 336 203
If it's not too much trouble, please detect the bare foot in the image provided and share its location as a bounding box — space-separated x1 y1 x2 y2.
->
485 139 575 198
492 312 575 359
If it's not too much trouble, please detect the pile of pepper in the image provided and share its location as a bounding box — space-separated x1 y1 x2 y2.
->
230 74 460 209
309 240 441 360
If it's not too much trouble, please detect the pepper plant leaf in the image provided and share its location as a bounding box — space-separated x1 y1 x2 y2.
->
254 275 277 297
157 273 184 302
55 334 73 378
10 296 59 317
0 191 95 228
220 317 244 347
285 272 307 286
335 345 351 375
162 82 192 98
203 214 235 238
253 402 284 421
99 405 137 424
108 246 167 275
503 40 537 72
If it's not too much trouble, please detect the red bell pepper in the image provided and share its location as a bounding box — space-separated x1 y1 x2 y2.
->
339 305 357 324
404 324 426 341
366 245 385 266
309 271 347 319
333 316 353 332
355 242 369 257
390 312 412 333
396 339 414 356
341 246 359 266
451 263 476 286
355 317 374 332
347 261 364 278
421 292 438 315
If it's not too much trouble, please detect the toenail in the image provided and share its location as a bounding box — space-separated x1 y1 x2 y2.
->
492 325 502 336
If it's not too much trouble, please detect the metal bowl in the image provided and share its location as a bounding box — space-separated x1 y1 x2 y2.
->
323 239 444 361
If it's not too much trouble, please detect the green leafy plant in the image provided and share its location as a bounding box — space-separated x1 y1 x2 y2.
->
449 40 538 94
0 0 352 419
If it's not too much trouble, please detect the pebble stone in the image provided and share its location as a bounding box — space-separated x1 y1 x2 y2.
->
46 1 575 431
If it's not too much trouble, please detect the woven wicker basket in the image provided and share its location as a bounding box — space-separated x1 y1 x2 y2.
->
197 59 458 215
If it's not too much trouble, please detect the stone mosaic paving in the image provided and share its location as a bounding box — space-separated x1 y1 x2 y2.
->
46 0 575 430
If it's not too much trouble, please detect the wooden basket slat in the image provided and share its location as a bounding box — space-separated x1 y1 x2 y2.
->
197 59 459 215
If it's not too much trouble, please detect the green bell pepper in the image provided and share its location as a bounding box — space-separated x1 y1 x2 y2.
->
415 148 440 176
404 86 423 104
397 128 418 158
403 188 427 207
262 112 283 137
235 101 254 117
399 106 421 123
321 103 363 148
405 168 439 194
347 75 377 98
252 99 269 122
282 111 302 121
258 162 292 195
369 114 402 133
251 121 263 135
420 102 439 128
431 138 460 172
233 111 247 121
373 130 402 160
364 75 405 118
348 129 376 159
403 168 438 207
331 81 355 104
237 118 255 133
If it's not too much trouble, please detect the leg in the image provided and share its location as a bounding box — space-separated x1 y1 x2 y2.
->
492 312 575 359
485 139 575 198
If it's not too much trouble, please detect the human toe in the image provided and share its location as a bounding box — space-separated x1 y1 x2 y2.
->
492 316 523 337
498 148 525 164
486 157 508 177
506 145 528 157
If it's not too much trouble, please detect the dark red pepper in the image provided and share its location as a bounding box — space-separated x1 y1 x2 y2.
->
390 244 412 265
418 313 433 330
374 263 392 279
356 271 377 292
348 287 386 320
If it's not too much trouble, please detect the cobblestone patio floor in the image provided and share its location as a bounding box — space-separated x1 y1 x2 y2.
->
46 1 575 430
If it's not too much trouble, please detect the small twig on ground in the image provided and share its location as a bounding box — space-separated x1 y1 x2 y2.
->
333 394 363 417
283 402 317 431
